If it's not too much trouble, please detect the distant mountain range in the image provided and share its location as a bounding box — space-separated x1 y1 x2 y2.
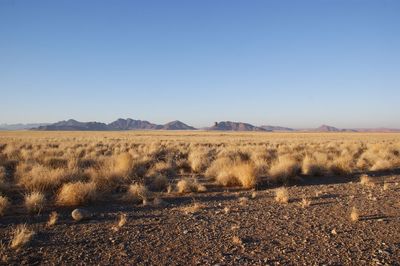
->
206 121 266 131
33 119 196 131
1 119 399 132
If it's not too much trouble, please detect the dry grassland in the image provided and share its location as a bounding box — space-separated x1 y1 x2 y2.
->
0 131 399 264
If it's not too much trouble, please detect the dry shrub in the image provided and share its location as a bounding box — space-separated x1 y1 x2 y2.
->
17 165 72 193
359 174 374 187
24 191 45 213
10 224 35 249
383 182 389 191
176 178 206 193
302 153 328 176
125 183 150 202
112 213 127 231
46 212 58 227
0 196 9 216
370 159 394 171
182 202 204 214
188 147 211 173
117 213 127 227
301 197 311 208
215 162 259 188
329 151 354 175
56 182 97 206
350 207 359 222
275 187 289 204
147 161 176 178
238 197 249 206
269 155 301 182
113 153 133 176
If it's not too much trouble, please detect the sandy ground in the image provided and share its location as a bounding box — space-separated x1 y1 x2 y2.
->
1 174 400 265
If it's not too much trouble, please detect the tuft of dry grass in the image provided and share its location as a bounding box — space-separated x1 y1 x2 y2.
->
0 195 9 216
17 165 71 193
215 162 259 188
224 206 230 214
238 197 249 206
383 182 389 191
302 154 327 176
360 174 375 187
251 191 257 199
112 213 127 231
188 148 211 173
113 153 133 176
232 236 242 245
275 187 289 204
301 197 311 208
350 207 359 222
182 202 204 214
269 155 301 183
24 191 45 213
56 182 97 206
10 224 35 249
117 213 127 227
176 178 206 193
46 211 58 227
125 183 150 202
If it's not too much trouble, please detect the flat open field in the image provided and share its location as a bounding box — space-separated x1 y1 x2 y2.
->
1 131 400 265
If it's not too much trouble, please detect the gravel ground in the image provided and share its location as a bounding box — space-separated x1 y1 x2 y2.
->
1 175 400 265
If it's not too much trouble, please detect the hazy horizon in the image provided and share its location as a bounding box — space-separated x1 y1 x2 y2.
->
1 1 399 128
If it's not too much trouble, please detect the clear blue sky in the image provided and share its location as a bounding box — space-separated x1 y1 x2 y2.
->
1 0 399 128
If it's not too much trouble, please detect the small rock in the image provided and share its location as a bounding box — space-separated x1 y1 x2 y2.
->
72 208 92 221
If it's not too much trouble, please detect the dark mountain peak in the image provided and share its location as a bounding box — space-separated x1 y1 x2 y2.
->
208 121 266 131
108 118 161 130
36 119 108 131
162 120 196 130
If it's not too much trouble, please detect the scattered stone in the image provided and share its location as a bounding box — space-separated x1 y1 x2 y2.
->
71 208 92 221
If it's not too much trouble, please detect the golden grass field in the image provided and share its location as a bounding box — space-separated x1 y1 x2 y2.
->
1 131 400 264
1 131 399 211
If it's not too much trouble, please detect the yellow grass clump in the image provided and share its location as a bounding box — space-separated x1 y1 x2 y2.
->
275 187 289 204
188 147 212 173
24 191 45 213
269 155 301 183
125 183 150 202
46 211 58 227
359 174 375 187
182 202 205 214
56 182 97 206
10 224 35 250
301 197 311 208
176 178 206 193
350 207 359 222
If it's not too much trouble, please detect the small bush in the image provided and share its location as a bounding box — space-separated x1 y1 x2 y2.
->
10 224 35 249
24 191 45 213
125 183 150 202
56 182 97 206
275 187 289 204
